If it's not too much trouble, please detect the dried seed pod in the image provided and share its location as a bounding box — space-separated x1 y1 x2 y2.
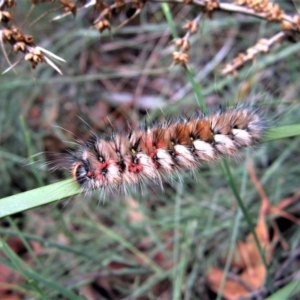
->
173 51 189 66
0 10 13 22
94 19 111 33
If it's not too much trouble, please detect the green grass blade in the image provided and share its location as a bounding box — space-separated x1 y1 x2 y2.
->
222 159 270 272
265 279 300 300
19 116 44 187
161 4 205 112
0 237 84 299
263 124 300 142
83 219 162 274
0 229 101 261
0 179 80 218
0 239 47 299
161 3 177 38
185 68 206 113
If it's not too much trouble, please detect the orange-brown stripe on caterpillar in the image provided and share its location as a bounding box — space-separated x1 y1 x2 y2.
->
69 107 266 192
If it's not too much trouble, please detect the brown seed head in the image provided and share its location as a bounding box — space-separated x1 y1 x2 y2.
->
292 15 300 31
132 0 145 10
2 28 13 43
1 0 16 8
175 38 184 48
13 41 26 53
255 38 269 53
0 10 13 23
24 35 35 46
181 39 190 52
281 20 293 31
173 51 189 66
182 20 198 34
60 0 77 16
94 19 111 33
204 0 219 12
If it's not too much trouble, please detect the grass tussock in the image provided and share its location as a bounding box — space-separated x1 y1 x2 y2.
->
1 0 300 299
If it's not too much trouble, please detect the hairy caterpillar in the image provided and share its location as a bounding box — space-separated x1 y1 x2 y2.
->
68 107 266 192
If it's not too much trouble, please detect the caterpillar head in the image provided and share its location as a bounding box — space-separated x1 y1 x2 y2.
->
70 140 124 191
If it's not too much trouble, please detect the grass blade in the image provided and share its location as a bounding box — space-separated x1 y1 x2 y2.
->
0 179 79 218
263 124 300 142
0 237 84 299
265 278 300 300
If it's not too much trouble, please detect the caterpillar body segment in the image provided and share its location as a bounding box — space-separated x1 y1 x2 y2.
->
69 107 266 191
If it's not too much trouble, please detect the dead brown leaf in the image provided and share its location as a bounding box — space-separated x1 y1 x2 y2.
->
206 163 300 299
207 267 251 300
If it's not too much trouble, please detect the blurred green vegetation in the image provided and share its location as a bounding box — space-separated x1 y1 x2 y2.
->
1 0 300 299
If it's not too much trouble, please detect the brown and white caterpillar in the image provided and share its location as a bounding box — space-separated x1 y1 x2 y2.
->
68 107 266 192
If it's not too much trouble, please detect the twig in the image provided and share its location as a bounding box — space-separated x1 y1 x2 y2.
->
248 162 300 224
275 247 300 280
226 272 256 293
222 31 287 75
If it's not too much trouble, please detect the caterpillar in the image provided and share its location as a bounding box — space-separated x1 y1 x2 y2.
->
68 107 266 192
